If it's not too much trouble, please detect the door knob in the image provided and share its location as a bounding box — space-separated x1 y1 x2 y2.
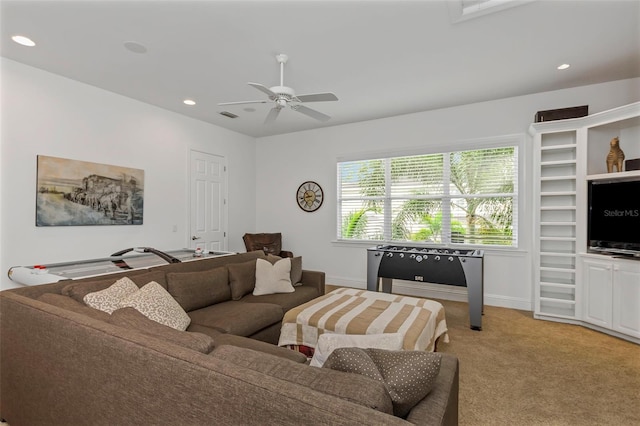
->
191 236 201 240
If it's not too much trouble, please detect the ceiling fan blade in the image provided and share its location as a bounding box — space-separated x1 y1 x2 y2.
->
264 107 281 124
293 105 331 122
295 92 339 103
248 82 277 98
217 100 268 106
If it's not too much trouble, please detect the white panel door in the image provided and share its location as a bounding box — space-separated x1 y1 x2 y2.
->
190 150 227 251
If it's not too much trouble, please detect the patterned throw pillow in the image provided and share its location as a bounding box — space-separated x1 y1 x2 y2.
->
309 333 404 367
323 348 442 417
253 258 295 296
64 270 168 303
118 281 191 331
83 277 139 314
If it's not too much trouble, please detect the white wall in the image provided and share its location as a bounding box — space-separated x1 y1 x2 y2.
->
255 77 640 310
1 58 257 290
2 55 638 309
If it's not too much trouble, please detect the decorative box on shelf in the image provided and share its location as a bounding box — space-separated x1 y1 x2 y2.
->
535 105 589 123
626 158 640 171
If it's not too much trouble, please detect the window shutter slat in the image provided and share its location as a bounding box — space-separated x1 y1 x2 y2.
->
337 145 518 246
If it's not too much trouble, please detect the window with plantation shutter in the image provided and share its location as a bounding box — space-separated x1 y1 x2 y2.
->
337 144 518 247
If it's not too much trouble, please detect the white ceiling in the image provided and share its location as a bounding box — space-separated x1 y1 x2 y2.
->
2 0 639 138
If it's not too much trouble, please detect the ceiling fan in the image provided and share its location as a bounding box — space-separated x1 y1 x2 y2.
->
218 54 338 124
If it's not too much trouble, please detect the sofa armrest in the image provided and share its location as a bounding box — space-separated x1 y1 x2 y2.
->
211 345 394 415
405 353 459 425
300 270 325 295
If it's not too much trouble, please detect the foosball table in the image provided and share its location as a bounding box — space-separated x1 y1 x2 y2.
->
367 245 484 330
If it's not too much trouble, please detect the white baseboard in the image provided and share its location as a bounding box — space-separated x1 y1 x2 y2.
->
326 276 532 311
483 293 533 311
534 314 640 345
327 276 366 289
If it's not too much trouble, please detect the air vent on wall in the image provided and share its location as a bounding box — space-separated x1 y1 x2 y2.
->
219 111 239 119
448 0 534 23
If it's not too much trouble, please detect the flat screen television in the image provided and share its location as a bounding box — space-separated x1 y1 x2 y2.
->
588 179 640 257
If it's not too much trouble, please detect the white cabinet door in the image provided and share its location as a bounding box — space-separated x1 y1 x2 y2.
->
612 261 640 339
582 258 613 328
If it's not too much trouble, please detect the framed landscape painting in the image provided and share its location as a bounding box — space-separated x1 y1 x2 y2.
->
36 155 144 226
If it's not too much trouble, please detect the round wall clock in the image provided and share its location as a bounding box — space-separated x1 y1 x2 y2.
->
296 181 324 212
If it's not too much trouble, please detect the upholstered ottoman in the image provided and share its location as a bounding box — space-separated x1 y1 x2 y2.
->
278 288 449 356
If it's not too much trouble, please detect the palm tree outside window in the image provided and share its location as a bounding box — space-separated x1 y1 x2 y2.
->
337 145 518 247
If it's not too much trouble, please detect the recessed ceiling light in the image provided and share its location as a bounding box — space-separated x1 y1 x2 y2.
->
183 99 196 106
123 41 147 54
11 35 35 47
557 64 570 70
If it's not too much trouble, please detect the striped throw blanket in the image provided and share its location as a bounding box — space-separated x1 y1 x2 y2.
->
278 288 449 352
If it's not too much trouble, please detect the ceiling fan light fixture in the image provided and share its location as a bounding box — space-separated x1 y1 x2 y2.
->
218 53 338 124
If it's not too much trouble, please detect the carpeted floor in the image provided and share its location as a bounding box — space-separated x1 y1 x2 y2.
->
326 286 640 425
437 298 640 425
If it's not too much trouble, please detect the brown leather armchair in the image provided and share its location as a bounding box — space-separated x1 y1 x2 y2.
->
242 233 293 258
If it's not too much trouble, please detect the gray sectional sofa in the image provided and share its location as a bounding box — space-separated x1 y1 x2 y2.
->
0 250 459 425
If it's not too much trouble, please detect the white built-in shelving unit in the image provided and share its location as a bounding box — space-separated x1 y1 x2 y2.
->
530 102 640 344
534 129 580 320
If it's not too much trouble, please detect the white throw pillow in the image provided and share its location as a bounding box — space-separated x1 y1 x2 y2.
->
253 258 295 296
310 333 404 367
118 281 191 331
83 277 139 314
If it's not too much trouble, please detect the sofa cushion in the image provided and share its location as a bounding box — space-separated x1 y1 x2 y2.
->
253 258 294 296
83 277 140 314
208 334 307 363
62 270 168 303
166 266 230 311
323 348 442 418
240 285 320 312
110 307 215 354
118 281 191 331
310 333 404 367
37 293 112 322
227 260 256 300
290 256 303 285
188 301 283 337
211 345 394 415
